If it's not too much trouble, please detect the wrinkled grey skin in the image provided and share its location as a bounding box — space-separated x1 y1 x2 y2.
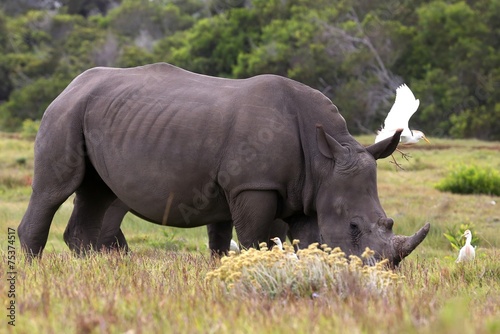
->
18 63 429 265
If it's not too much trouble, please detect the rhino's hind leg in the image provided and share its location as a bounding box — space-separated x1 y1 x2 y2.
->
18 133 86 258
230 190 278 249
207 221 233 257
18 191 75 258
96 199 130 252
63 164 116 255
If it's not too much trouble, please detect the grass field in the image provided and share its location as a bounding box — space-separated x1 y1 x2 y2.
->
1 132 499 333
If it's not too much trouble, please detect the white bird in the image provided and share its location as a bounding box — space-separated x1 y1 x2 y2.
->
270 237 284 250
229 239 240 253
456 230 475 263
271 237 298 260
375 84 430 145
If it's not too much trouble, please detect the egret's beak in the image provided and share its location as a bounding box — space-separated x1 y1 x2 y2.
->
423 135 431 144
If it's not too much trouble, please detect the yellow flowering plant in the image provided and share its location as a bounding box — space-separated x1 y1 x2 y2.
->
206 241 403 299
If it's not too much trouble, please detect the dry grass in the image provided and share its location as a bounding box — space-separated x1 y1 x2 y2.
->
1 249 498 333
1 133 500 333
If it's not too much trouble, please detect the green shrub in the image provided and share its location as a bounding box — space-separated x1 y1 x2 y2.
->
435 164 500 196
443 223 479 251
20 118 40 139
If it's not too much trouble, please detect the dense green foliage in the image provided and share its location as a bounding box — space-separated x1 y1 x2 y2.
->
443 223 480 251
436 164 500 196
1 0 500 140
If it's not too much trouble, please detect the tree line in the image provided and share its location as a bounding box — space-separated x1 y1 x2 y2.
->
1 0 499 140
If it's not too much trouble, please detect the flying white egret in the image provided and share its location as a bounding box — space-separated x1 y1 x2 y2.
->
455 230 475 263
376 84 430 145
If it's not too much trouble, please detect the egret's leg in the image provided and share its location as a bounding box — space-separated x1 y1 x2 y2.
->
397 148 412 161
389 153 405 170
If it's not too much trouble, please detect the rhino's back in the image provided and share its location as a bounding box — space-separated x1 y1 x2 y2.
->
81 63 306 167
72 64 318 224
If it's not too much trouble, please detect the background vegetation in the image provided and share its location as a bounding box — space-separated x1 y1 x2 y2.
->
435 164 500 196
1 0 500 140
1 133 499 333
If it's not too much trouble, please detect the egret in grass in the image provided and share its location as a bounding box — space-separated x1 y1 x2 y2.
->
375 84 430 167
270 237 284 250
271 237 298 259
456 230 475 263
229 239 240 253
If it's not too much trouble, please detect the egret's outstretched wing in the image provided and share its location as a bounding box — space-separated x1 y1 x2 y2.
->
375 84 420 143
383 84 420 132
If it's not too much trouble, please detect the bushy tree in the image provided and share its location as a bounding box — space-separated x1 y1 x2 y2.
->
0 76 69 128
156 8 259 76
106 0 194 40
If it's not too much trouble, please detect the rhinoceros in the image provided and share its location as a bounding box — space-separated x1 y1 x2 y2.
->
18 63 430 265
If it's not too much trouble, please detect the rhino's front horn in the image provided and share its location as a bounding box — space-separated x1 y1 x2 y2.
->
391 222 431 266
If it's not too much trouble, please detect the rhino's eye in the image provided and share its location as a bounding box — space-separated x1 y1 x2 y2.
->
350 222 361 247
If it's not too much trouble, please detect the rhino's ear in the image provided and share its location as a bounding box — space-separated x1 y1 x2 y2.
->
366 129 402 159
316 124 347 159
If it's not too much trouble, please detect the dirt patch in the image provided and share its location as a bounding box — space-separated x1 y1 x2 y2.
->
404 144 453 151
406 144 500 151
471 145 500 151
360 142 500 152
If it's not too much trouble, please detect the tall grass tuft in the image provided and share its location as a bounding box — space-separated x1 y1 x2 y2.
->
206 242 402 299
435 164 500 196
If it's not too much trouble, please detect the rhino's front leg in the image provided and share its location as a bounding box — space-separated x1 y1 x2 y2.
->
230 190 278 249
268 219 289 248
285 215 321 250
206 221 233 256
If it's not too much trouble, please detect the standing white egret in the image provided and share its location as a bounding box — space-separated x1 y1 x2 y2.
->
230 239 240 253
456 230 475 263
376 84 430 145
271 237 298 260
270 237 283 250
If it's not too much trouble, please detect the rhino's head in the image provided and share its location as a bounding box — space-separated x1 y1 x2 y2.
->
314 125 430 266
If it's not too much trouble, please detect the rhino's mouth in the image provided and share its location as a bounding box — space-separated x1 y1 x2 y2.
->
317 221 430 267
